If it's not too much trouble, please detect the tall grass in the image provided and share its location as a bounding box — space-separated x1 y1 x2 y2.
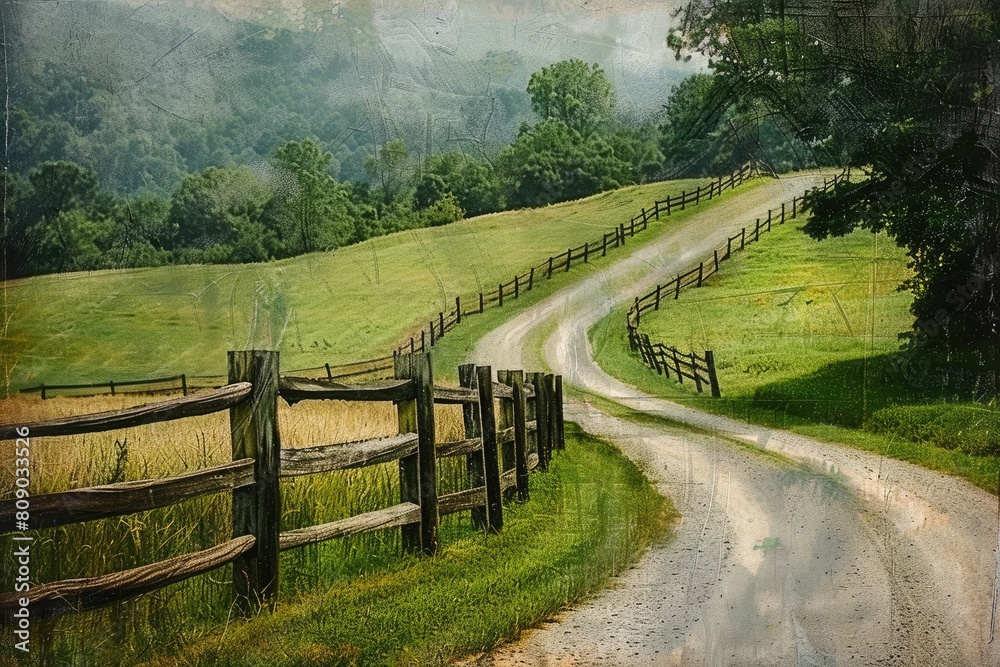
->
0 391 469 665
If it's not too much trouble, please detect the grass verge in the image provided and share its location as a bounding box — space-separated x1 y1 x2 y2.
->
590 220 1000 492
138 423 673 667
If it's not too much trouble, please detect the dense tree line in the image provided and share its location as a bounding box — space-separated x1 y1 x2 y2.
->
5 52 813 279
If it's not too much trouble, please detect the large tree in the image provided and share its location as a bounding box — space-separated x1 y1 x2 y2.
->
526 59 616 136
673 0 1000 394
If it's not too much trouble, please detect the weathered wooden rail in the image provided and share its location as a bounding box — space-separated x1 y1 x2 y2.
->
396 161 761 356
22 163 761 399
0 351 564 622
625 168 852 395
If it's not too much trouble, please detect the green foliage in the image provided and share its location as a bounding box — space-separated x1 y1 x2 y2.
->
527 59 615 136
499 119 630 207
143 425 671 667
415 153 505 217
675 0 1000 393
658 72 823 177
867 404 1000 457
167 166 276 263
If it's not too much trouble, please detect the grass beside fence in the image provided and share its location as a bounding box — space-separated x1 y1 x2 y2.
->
4 177 712 391
138 422 672 667
591 220 1000 492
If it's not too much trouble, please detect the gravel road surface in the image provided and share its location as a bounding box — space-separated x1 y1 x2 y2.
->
467 174 1000 666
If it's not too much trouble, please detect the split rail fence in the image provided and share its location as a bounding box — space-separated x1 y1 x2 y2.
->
19 162 760 400
395 161 759 356
0 350 564 621
625 168 852 395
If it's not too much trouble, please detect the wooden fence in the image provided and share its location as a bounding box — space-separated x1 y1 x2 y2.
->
0 351 564 621
20 162 761 401
394 161 761 355
625 168 852 395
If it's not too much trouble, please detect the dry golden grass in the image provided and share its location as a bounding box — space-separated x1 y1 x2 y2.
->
0 388 471 663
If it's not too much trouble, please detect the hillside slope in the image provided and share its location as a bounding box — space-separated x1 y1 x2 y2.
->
3 176 712 389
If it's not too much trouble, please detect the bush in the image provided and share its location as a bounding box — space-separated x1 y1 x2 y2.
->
866 404 1000 456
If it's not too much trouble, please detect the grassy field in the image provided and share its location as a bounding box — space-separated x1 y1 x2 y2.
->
591 218 1000 491
0 390 669 665
2 176 719 392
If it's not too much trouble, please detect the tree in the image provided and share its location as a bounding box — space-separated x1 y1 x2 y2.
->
168 166 276 263
268 138 354 255
414 153 505 217
498 119 630 208
526 59 615 136
364 139 411 205
674 0 1000 394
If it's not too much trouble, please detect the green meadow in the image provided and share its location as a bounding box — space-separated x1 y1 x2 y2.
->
591 219 1000 490
3 177 713 391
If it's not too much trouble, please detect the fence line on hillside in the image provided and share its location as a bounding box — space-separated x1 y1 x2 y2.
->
20 162 762 400
625 168 852 396
0 350 564 622
394 161 761 357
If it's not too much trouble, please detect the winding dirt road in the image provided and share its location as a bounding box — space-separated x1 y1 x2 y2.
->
468 174 1000 666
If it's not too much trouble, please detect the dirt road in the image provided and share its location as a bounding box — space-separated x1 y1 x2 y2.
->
469 174 1000 666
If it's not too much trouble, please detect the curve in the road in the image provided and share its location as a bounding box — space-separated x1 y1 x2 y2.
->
468 173 1000 666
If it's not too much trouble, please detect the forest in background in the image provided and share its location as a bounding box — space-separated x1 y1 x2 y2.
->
2 0 823 278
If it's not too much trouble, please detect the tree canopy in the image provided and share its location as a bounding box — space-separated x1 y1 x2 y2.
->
527 59 616 136
673 0 1000 394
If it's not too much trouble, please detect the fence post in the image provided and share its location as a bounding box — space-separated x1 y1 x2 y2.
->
497 370 517 502
421 330 426 352
40 384 46 400
456 296 462 324
554 375 565 451
792 197 797 218
544 375 558 459
619 223 625 245
514 275 520 299
602 233 609 257
633 297 641 325
755 219 761 243
695 187 701 205
566 248 572 272
674 276 681 300
412 352 438 555
477 366 503 533
109 380 115 396
181 374 188 396
697 262 704 287
525 373 538 463
655 284 662 310
672 348 684 384
480 292 485 314
429 321 435 347
531 372 550 471
528 267 535 290
781 202 786 224
324 363 333 380
395 353 421 552
714 249 719 272
705 351 721 398
228 349 281 614
692 354 704 393
681 190 686 210
439 312 445 337
499 284 504 308
511 372 529 502
741 227 746 250
727 236 732 259
459 364 486 530
584 242 589 263
767 209 772 231
547 257 554 279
